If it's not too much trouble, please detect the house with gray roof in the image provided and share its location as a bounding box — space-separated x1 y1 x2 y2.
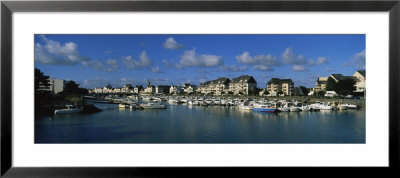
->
266 78 294 96
229 75 257 95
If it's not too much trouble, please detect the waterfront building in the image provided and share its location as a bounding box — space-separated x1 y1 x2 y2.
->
182 84 197 94
145 86 155 94
169 86 182 94
113 88 122 93
314 77 328 92
197 81 211 95
229 75 257 95
144 80 156 94
266 78 294 96
134 85 144 94
197 77 230 95
121 84 133 93
38 78 65 94
103 84 113 93
94 87 103 93
156 85 170 95
353 70 366 94
210 77 230 96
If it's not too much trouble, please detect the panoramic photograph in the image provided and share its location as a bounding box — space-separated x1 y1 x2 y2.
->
34 34 366 143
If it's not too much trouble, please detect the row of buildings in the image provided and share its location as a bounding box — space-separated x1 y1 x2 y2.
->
43 71 365 97
312 70 366 94
89 75 299 96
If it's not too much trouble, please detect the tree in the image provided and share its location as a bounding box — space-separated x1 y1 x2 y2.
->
277 91 283 96
263 90 270 96
337 79 356 96
250 87 261 96
64 80 80 94
35 68 50 91
299 86 309 96
326 77 338 92
316 91 326 97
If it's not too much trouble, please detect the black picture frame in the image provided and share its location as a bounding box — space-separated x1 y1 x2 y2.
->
1 0 399 177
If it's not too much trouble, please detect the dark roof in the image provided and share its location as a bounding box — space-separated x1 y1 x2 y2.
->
200 81 212 86
356 70 366 78
330 74 357 82
280 79 293 84
123 84 133 88
211 77 230 84
231 75 256 83
268 78 280 84
267 78 293 84
330 74 345 81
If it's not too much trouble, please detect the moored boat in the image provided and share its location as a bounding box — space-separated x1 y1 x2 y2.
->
139 102 167 109
253 103 278 113
54 105 82 114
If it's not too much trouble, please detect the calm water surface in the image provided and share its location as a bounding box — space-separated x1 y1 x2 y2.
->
35 103 365 143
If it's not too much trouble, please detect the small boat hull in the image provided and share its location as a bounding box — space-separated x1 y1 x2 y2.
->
54 109 82 114
253 108 278 113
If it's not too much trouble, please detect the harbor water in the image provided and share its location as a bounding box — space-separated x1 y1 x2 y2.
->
35 103 365 143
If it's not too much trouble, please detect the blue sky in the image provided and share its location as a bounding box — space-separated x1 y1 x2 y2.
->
34 34 365 89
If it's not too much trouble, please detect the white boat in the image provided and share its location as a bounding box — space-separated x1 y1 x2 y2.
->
188 100 199 105
279 107 290 112
338 105 348 110
119 103 130 108
220 99 227 105
168 98 178 104
289 107 301 112
139 102 167 109
213 98 221 105
239 102 253 110
54 105 82 114
205 99 213 105
316 102 335 110
340 103 359 109
180 98 188 103
253 102 278 113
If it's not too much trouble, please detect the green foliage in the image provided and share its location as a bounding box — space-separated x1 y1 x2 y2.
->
326 77 337 91
35 68 50 91
325 77 356 96
299 86 309 96
316 91 326 97
337 79 356 96
263 90 270 95
64 80 88 95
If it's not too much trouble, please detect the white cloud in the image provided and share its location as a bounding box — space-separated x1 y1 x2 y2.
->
281 47 297 65
122 51 153 69
292 65 309 72
82 59 119 72
163 37 184 50
219 65 248 72
253 65 274 71
151 66 164 73
352 50 366 69
178 49 223 68
326 67 335 72
317 56 329 64
341 50 365 69
34 35 89 65
236 51 279 66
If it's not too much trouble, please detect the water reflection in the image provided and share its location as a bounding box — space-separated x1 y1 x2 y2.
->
36 103 366 143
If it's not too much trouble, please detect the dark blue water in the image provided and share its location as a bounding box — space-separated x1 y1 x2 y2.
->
35 103 365 143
